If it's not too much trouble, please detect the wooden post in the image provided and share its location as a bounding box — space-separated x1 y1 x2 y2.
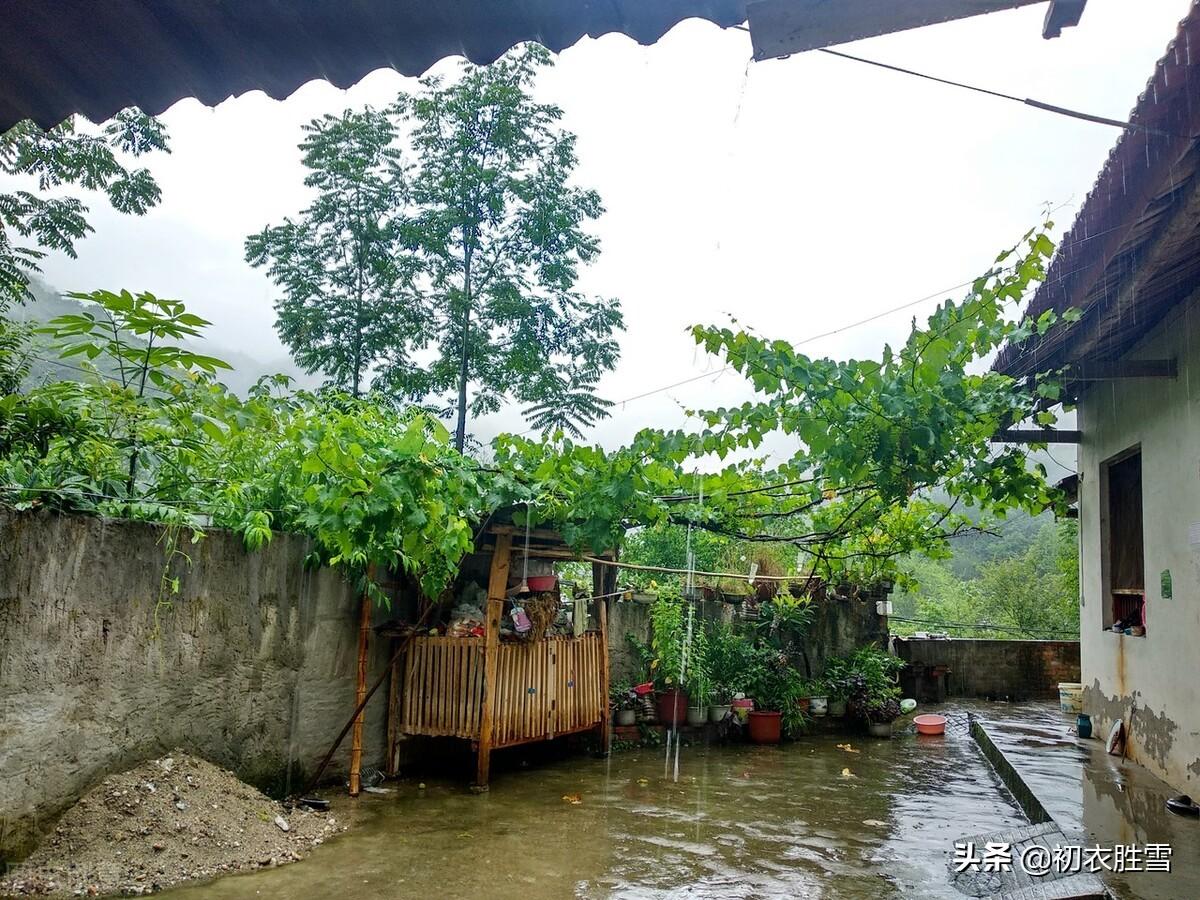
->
597 594 611 755
473 533 511 792
348 563 376 797
385 642 401 778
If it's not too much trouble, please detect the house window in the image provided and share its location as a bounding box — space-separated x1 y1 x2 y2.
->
1102 448 1145 635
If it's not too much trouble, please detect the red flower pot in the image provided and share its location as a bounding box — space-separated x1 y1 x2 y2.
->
527 574 558 592
748 710 782 744
656 688 690 726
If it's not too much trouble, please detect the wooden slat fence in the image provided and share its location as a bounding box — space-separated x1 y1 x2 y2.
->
398 633 606 748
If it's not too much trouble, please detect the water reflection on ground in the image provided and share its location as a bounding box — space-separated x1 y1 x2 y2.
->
166 706 1026 900
978 703 1200 900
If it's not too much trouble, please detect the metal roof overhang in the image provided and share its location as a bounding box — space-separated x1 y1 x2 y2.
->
1 0 1081 134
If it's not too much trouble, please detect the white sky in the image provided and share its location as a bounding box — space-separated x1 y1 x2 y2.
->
24 0 1192 450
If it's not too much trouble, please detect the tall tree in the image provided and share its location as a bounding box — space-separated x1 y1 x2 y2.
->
388 45 623 450
0 110 168 387
0 110 168 312
245 109 417 397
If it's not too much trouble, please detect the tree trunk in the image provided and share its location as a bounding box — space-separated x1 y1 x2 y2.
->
454 233 474 452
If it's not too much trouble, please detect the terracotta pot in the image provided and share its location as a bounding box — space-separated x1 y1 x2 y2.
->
616 708 637 726
748 710 782 744
797 697 811 713
656 688 690 727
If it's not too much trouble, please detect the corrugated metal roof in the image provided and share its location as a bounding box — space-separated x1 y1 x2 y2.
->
995 1 1200 379
0 0 747 132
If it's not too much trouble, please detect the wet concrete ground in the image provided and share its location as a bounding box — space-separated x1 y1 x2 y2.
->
978 704 1200 900
164 703 1025 899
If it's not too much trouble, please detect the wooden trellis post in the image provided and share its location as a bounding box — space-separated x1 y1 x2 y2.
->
473 533 511 791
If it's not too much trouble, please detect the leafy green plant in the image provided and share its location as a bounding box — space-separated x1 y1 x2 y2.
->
840 646 906 724
746 648 808 736
1 110 169 311
705 620 753 704
648 591 686 689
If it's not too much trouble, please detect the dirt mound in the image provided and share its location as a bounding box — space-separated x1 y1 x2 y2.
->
1 752 344 897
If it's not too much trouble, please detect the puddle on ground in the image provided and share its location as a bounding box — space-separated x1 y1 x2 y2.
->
163 705 1027 900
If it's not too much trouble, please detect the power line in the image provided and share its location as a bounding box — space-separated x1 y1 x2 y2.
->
729 24 1178 140
812 47 1180 139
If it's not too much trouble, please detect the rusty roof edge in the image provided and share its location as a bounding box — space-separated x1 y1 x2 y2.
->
994 0 1200 378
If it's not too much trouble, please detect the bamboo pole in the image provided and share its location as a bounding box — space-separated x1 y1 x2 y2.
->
348 563 377 797
598 596 611 752
474 533 511 791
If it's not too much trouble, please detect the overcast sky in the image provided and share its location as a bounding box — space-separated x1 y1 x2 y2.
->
21 0 1191 451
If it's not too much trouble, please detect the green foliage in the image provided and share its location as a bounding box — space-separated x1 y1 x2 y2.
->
837 646 905 723
746 648 807 735
704 620 754 703
756 594 814 661
245 108 418 397
2 292 487 604
891 518 1079 638
385 45 624 447
648 591 687 689
1 110 168 311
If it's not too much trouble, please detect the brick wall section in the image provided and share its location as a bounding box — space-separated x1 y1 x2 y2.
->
895 638 1081 701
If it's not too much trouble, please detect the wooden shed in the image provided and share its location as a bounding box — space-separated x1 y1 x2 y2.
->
386 520 618 789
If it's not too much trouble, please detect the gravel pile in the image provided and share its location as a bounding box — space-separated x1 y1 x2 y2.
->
1 752 343 897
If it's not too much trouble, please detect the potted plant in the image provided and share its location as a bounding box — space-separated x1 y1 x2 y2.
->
822 656 852 718
684 622 710 726
806 679 829 717
746 649 806 744
649 593 689 726
705 621 751 723
843 647 906 738
611 680 638 726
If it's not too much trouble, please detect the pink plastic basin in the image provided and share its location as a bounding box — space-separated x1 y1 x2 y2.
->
914 714 947 735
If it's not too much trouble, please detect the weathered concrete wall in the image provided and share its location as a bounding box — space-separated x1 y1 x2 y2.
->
895 638 1080 701
0 508 393 862
1077 291 1200 792
606 594 887 687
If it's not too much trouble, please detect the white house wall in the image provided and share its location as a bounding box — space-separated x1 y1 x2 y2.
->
1077 290 1200 792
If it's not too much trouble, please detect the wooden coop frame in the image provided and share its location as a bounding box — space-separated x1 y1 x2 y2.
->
387 524 617 790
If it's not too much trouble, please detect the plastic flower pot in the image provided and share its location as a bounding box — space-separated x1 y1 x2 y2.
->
748 710 783 744
686 706 707 727
526 574 558 592
709 704 731 723
828 698 847 718
810 697 828 717
616 708 637 726
656 688 689 727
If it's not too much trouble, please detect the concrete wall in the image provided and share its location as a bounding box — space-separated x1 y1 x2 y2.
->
607 593 887 687
0 508 393 862
1076 291 1200 792
895 638 1080 701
